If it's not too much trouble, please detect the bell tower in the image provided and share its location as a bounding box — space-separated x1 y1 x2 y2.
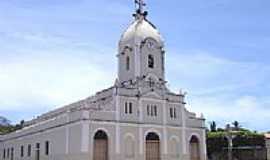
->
117 0 165 84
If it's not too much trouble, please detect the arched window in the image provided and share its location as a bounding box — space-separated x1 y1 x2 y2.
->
126 56 130 71
148 55 154 68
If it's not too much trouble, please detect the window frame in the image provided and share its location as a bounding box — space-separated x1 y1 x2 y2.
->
7 148 9 159
21 145 24 157
147 105 158 117
28 144 31 157
174 108 177 118
170 107 177 119
10 148 14 160
148 54 154 69
153 105 157 116
3 148 6 159
129 102 133 114
126 56 130 71
124 102 133 114
170 108 174 118
45 141 49 156
36 143 40 160
125 102 128 114
147 105 150 116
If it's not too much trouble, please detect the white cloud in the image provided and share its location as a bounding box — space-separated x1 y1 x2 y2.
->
166 51 270 131
167 50 269 95
0 32 117 112
188 95 270 131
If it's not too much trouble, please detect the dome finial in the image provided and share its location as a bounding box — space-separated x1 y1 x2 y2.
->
134 0 148 17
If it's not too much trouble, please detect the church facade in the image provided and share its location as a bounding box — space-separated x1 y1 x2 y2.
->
0 1 207 160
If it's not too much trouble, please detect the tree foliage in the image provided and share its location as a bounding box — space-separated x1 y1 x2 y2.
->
232 121 241 130
0 117 24 135
210 121 217 132
0 125 16 135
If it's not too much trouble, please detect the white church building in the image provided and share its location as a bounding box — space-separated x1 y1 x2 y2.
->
0 1 207 160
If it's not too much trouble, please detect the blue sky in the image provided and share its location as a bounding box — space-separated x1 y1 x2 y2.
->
0 0 270 131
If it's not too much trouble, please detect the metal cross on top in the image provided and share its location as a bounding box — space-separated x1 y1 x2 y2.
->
135 0 146 14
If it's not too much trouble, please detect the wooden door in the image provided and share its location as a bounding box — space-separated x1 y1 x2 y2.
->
94 139 108 160
146 140 160 160
93 130 108 160
190 136 200 160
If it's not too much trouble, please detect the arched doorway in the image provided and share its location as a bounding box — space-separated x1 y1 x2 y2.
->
93 130 108 160
189 135 200 160
145 132 160 160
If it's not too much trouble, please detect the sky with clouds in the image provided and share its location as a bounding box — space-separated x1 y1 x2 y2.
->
0 0 270 131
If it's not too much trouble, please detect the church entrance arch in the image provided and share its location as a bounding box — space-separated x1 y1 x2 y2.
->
189 135 200 160
93 130 108 160
145 132 160 160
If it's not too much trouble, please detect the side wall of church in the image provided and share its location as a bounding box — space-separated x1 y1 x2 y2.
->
0 111 89 160
0 126 68 160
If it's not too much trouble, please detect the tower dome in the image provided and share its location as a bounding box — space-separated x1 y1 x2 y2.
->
119 16 164 49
